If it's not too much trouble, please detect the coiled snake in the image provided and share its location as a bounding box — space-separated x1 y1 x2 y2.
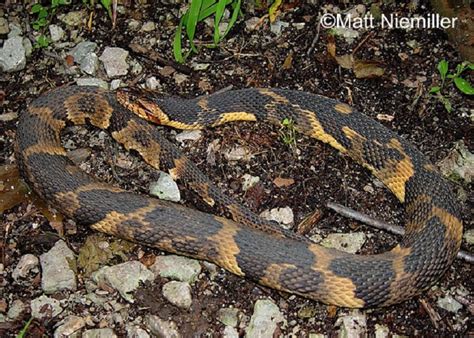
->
16 85 463 308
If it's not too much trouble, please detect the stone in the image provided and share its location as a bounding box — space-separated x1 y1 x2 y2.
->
162 281 192 309
150 255 201 283
54 315 86 338
60 11 85 27
246 299 284 338
7 300 25 320
0 36 26 72
141 21 156 32
320 233 366 254
242 174 260 192
223 326 239 338
100 47 129 77
76 78 109 89
49 24 65 42
0 18 9 35
40 240 77 293
126 325 150 338
70 41 98 64
7 23 22 38
80 52 98 75
83 328 117 338
335 310 367 338
149 172 181 202
146 76 160 90
12 254 39 280
437 295 463 313
375 324 390 338
218 307 239 327
270 20 290 35
110 79 122 90
438 141 473 184
31 295 63 319
464 229 474 245
91 261 154 303
260 207 294 226
175 130 202 143
146 315 181 338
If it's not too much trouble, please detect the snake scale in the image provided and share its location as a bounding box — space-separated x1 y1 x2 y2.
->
16 85 463 308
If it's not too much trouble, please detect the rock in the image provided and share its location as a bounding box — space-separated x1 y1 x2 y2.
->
60 10 85 26
31 295 63 319
91 261 154 303
345 4 366 19
438 141 473 184
7 23 22 38
150 255 201 283
173 73 188 85
128 19 141 30
22 37 32 58
141 21 156 32
130 60 143 75
126 325 150 338
335 310 367 338
0 36 26 72
260 207 294 226
80 52 99 75
159 66 175 77
175 130 202 143
223 326 239 338
54 315 86 338
40 240 77 294
297 304 318 319
223 146 251 162
242 174 260 192
270 20 290 35
191 62 210 71
0 18 9 35
162 281 192 309
246 299 285 338
245 16 262 32
146 315 181 338
70 41 97 64
110 79 122 90
149 172 181 202
76 77 109 89
437 295 463 313
0 112 18 122
146 76 160 90
100 47 129 77
7 300 25 320
374 324 390 338
12 254 39 280
218 307 239 327
320 233 366 254
331 27 360 44
49 24 64 42
464 229 474 245
83 328 117 338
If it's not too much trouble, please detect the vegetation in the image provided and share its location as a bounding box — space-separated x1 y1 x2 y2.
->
279 117 297 147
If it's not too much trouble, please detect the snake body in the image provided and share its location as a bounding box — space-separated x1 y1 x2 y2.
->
16 85 463 308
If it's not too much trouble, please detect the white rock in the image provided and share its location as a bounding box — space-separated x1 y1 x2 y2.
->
246 299 285 338
223 326 239 338
146 76 160 90
141 21 156 32
218 307 239 327
335 310 367 338
54 315 86 338
162 281 192 309
49 24 65 42
7 300 25 320
375 324 390 338
149 172 181 202
320 233 366 254
40 240 77 293
0 17 9 35
128 19 141 30
7 23 22 38
31 295 63 319
0 36 26 72
12 254 39 280
80 52 99 75
260 207 294 226
150 255 201 283
175 130 202 143
147 315 181 338
437 295 463 313
91 261 154 303
83 328 117 338
110 79 122 90
245 17 261 31
173 73 188 84
70 41 97 64
270 20 290 35
100 47 129 78
464 229 474 245
76 77 109 89
59 10 85 27
242 174 260 192
224 146 251 162
126 325 150 338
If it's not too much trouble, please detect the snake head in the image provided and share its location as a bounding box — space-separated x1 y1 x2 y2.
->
116 88 169 125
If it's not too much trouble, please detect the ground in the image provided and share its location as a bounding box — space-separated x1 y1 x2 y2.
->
0 1 473 337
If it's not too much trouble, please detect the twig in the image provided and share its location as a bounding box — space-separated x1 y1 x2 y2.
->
306 16 322 56
419 298 443 330
128 43 192 75
352 31 375 56
326 202 473 264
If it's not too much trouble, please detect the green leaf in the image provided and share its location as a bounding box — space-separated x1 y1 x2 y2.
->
173 15 186 63
31 4 43 13
429 86 441 94
222 0 241 39
437 59 448 81
16 317 33 338
35 34 50 48
186 0 203 51
214 0 227 44
453 77 474 95
269 0 282 23
100 0 113 18
467 62 474 71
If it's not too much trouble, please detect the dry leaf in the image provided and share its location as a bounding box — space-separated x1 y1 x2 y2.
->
353 60 385 78
335 54 354 69
282 52 293 70
273 177 295 187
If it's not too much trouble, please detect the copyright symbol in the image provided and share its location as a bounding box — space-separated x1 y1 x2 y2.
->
320 13 335 29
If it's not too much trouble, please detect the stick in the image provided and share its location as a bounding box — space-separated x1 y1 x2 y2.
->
326 202 473 264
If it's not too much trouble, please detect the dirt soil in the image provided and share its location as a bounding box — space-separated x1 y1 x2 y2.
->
0 0 473 337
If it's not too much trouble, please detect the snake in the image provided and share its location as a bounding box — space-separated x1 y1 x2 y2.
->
15 85 463 308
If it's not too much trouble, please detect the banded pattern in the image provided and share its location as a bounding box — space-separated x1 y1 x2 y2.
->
16 85 463 308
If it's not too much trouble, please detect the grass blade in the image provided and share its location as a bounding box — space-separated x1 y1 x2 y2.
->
222 0 241 39
214 0 227 44
186 0 203 53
